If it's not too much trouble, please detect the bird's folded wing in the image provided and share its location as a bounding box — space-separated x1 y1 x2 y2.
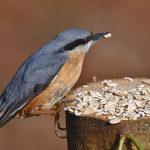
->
0 50 67 127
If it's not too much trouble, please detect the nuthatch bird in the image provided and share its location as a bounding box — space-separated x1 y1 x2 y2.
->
0 28 111 135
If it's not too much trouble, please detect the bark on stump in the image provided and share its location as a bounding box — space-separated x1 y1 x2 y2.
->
65 78 150 150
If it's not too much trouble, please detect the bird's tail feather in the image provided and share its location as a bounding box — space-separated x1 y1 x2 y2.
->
0 95 13 127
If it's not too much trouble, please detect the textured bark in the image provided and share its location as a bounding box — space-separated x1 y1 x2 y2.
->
66 112 150 150
66 78 150 150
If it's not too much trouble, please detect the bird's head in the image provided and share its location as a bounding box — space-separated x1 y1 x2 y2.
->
57 28 111 53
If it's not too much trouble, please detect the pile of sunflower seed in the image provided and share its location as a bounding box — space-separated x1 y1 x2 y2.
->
64 78 150 124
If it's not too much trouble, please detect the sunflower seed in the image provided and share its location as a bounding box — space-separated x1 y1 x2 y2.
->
109 117 123 124
124 77 134 81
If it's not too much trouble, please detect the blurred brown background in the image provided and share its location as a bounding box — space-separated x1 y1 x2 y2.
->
0 0 150 150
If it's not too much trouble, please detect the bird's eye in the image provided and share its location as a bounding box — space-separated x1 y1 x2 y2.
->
83 38 87 42
83 37 89 42
84 33 94 42
90 33 94 40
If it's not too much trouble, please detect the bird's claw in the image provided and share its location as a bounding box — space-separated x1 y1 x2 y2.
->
54 99 79 138
55 99 79 111
54 111 66 138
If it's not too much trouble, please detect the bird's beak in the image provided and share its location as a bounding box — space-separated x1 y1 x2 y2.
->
93 32 111 41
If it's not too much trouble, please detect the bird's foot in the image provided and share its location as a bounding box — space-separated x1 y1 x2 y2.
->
53 98 79 112
54 111 66 138
54 99 79 138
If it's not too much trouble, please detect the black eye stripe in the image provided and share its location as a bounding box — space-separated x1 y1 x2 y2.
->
64 34 93 51
83 33 94 42
64 39 86 50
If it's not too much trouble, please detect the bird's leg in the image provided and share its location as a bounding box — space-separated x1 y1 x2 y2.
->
53 99 79 138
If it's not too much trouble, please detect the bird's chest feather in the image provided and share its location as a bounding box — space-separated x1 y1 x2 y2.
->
19 51 85 116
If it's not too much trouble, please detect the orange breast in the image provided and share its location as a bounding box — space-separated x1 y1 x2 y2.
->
18 51 85 117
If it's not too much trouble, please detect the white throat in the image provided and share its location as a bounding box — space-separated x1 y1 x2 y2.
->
74 40 95 53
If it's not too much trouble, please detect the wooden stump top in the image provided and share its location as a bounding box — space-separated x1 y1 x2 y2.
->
65 78 150 150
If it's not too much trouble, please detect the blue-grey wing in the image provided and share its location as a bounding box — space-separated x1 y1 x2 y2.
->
0 50 67 127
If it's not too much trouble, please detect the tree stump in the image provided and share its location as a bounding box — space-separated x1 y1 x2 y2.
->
65 78 150 150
